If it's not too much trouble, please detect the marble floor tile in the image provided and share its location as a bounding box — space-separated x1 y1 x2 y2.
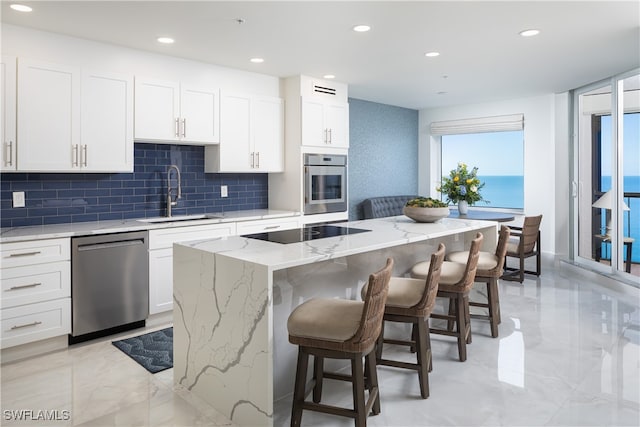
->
2 262 639 427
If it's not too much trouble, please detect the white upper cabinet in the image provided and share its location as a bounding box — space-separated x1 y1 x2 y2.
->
205 92 283 173
301 98 349 148
1 56 17 171
134 78 220 144
16 58 133 172
81 70 134 172
17 58 81 171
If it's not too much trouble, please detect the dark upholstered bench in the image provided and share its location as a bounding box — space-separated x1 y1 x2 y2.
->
360 195 419 219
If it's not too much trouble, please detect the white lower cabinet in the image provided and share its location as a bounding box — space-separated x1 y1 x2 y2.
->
0 238 71 349
148 223 236 314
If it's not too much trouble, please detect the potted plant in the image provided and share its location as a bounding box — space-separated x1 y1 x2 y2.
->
403 197 450 223
437 162 487 214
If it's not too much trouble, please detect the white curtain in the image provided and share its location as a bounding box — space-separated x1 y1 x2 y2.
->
430 113 524 135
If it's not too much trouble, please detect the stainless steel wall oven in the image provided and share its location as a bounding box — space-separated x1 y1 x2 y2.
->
303 153 347 215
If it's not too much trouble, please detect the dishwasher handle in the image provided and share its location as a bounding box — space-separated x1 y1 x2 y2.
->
77 239 145 252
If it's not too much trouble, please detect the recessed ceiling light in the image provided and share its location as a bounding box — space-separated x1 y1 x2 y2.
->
437 91 448 95
250 58 264 63
10 4 32 12
353 25 371 32
157 37 175 44
323 74 335 79
519 29 540 37
425 52 440 58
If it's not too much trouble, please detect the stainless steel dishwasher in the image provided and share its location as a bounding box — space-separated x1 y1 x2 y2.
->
70 231 149 343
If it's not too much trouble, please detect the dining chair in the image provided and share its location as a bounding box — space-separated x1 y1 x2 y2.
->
502 215 543 283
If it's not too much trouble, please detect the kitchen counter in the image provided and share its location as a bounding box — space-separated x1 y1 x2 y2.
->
172 216 498 427
0 209 300 243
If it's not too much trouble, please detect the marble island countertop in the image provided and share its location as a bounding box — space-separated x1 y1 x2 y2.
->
179 216 498 271
0 209 300 243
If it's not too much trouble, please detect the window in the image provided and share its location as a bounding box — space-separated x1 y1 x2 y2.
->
441 131 524 209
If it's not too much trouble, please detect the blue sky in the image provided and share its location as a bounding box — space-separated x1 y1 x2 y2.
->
442 131 524 176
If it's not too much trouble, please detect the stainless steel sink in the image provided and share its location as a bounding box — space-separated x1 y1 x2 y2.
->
137 214 223 223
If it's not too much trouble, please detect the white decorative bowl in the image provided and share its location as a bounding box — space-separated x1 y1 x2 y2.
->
403 206 450 223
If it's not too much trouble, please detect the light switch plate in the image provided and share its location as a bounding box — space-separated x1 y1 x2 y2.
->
12 191 25 208
221 185 228 198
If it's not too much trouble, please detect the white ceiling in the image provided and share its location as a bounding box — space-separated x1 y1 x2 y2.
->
2 1 639 110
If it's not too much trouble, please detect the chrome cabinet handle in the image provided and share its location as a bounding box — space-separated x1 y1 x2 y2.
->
250 152 255 168
255 152 260 168
324 129 328 144
10 321 42 330
72 144 79 167
7 251 41 258
175 118 180 137
328 128 332 144
264 225 280 230
82 144 88 167
5 141 13 166
8 283 42 291
181 118 186 138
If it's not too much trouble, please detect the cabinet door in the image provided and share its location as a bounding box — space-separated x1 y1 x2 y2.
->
252 96 283 172
219 93 252 171
134 78 180 142
81 70 134 172
180 85 220 144
1 56 16 171
325 102 349 148
149 248 173 314
17 59 80 171
301 97 327 147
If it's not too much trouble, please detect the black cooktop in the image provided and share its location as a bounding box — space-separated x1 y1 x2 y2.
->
243 225 370 244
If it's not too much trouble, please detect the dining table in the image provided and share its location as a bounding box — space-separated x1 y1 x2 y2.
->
448 210 516 222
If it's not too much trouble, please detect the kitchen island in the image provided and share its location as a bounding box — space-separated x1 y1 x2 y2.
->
172 216 497 427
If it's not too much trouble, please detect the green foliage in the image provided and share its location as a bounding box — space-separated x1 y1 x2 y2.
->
405 197 449 208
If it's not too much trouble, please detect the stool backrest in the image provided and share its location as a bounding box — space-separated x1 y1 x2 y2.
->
520 215 542 254
459 233 483 293
346 258 393 353
414 243 445 315
490 225 511 276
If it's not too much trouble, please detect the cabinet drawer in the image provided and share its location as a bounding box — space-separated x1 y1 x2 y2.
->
1 262 70 309
236 218 301 235
1 238 70 268
149 223 236 250
1 298 71 349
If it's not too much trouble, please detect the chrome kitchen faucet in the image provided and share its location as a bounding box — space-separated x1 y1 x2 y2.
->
166 165 181 217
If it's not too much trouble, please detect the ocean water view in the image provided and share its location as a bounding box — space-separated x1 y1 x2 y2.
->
476 175 524 209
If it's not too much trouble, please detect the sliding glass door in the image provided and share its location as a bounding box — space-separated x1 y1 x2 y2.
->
573 70 639 280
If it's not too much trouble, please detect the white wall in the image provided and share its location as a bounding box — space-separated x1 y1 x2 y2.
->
419 94 563 255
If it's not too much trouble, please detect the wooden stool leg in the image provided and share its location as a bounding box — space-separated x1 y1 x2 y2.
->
376 322 385 359
410 323 417 353
447 297 456 331
455 295 467 362
366 350 381 415
312 355 323 403
425 318 433 372
488 279 499 338
464 294 472 344
352 356 366 427
291 349 309 427
415 319 430 399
